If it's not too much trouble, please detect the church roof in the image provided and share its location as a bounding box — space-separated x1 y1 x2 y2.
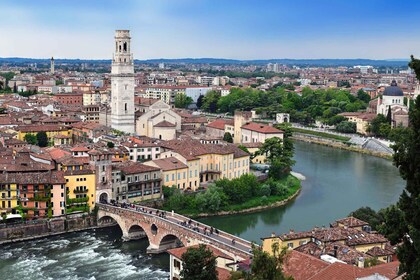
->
383 80 403 96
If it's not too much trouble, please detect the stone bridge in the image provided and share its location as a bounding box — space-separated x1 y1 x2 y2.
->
97 203 253 261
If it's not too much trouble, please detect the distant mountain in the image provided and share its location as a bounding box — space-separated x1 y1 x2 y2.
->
0 57 410 67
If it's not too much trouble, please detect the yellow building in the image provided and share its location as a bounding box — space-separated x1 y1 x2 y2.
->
144 157 189 190
17 124 72 144
161 139 250 185
0 182 18 216
158 151 201 191
64 169 96 213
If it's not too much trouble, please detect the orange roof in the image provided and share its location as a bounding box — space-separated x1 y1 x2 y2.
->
207 119 234 130
241 122 283 134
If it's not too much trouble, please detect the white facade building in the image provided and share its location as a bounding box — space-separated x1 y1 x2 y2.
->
111 30 135 134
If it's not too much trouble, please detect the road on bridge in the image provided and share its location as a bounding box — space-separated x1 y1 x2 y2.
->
99 203 253 257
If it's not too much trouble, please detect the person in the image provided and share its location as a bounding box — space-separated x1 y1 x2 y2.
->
231 239 236 245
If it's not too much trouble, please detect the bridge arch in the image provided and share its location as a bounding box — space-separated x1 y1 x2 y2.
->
157 233 185 252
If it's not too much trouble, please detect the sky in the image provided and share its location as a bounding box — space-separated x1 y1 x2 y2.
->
0 0 420 60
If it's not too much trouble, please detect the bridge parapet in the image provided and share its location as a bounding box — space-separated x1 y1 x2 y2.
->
97 203 253 260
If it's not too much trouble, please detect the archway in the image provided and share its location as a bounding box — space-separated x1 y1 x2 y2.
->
127 224 148 241
151 223 158 235
99 192 108 203
158 234 184 251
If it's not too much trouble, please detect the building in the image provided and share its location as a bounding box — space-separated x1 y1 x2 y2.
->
160 138 250 185
0 172 66 219
64 169 96 213
111 30 135 134
16 124 72 144
206 119 235 139
53 92 83 105
135 100 181 140
376 80 409 127
339 112 377 135
143 157 189 189
262 217 393 265
112 161 162 202
168 245 235 280
50 57 55 75
240 122 284 143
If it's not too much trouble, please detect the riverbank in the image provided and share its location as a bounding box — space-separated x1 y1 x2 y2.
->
0 214 99 245
162 174 302 218
192 186 301 218
292 134 393 160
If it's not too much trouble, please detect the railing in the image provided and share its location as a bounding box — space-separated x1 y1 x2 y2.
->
97 203 253 257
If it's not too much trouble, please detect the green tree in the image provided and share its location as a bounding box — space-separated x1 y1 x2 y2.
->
247 244 293 280
389 93 420 279
174 93 193 109
24 133 37 145
256 137 295 179
180 244 217 280
223 132 233 143
196 95 204 109
357 89 371 103
36 131 48 147
348 207 383 231
336 121 356 133
409 55 420 81
201 90 221 113
386 106 392 124
368 114 388 137
383 55 420 279
107 141 115 148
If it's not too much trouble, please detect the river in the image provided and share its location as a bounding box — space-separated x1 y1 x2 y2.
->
0 141 405 279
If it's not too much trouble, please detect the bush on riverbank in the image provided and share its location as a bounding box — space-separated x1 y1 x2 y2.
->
161 174 301 217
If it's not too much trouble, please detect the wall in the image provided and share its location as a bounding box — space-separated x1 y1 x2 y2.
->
0 215 97 244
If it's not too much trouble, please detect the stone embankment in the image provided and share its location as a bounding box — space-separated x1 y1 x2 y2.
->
292 133 392 160
0 214 98 245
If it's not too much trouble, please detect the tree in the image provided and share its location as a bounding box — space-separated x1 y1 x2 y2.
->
36 131 48 147
368 114 388 137
386 105 392 125
336 121 356 133
386 56 420 279
24 133 37 145
180 244 217 280
256 137 295 179
247 244 292 280
174 93 193 109
348 207 383 231
196 95 204 109
201 90 221 113
223 132 233 143
357 89 371 103
107 141 115 148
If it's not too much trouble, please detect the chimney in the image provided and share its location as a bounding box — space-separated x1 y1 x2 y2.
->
333 245 338 258
357 257 365 268
271 232 276 238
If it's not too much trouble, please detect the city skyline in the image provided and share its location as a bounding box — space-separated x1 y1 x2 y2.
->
1 0 420 60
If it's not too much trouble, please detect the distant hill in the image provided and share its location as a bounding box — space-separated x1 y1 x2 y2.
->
0 57 409 67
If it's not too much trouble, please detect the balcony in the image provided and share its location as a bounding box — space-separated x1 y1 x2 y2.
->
0 196 18 200
73 189 88 194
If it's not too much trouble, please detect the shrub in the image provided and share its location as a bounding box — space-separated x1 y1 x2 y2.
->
259 184 271 197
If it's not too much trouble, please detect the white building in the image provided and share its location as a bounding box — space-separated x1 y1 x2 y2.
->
110 30 135 134
185 87 211 103
377 80 409 127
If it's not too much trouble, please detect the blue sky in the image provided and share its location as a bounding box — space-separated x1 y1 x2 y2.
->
0 0 419 60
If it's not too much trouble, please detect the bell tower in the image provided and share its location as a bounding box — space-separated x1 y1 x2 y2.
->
111 30 135 134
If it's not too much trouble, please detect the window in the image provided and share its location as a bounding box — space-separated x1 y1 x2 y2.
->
166 174 169 182
287 243 294 248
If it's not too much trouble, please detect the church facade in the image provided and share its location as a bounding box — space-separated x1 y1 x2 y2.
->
376 80 409 127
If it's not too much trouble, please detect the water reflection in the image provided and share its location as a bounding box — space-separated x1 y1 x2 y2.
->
199 141 405 243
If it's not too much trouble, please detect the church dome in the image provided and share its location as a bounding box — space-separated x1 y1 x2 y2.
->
383 80 403 96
